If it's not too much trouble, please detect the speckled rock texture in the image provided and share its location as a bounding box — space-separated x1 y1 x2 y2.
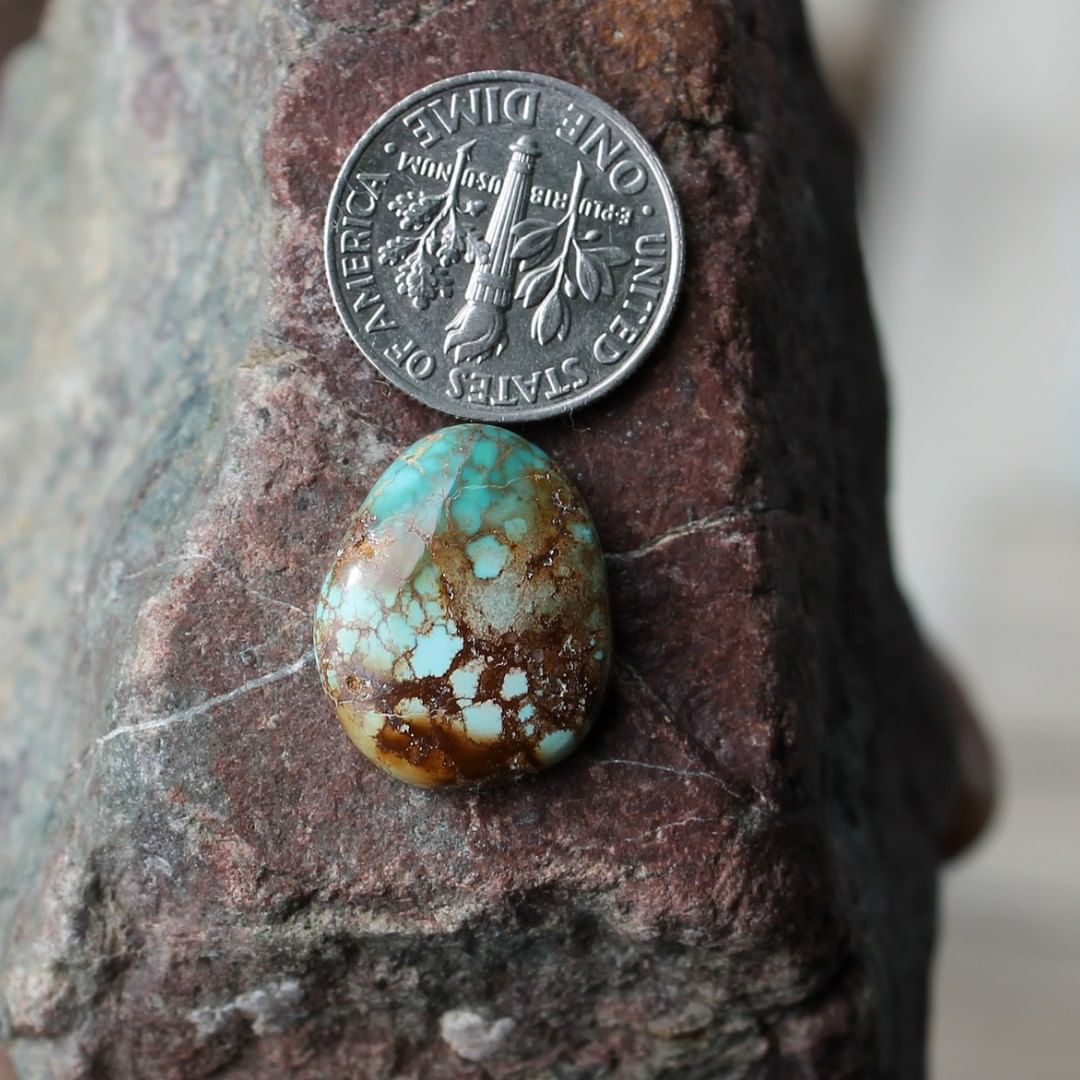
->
0 1 960 1077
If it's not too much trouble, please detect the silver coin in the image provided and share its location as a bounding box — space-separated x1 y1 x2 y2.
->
325 70 684 422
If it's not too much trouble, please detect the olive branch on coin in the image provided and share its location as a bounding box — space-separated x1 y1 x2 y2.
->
376 140 490 311
509 162 630 346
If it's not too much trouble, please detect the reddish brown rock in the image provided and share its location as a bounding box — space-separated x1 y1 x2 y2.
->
0 0 44 65
0 1 965 1077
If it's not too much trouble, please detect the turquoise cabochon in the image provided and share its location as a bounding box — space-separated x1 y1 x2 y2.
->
313 424 611 787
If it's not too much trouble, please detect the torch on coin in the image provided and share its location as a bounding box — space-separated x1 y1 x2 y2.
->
444 135 541 364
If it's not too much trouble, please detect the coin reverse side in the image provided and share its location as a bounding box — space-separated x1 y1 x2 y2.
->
325 70 684 422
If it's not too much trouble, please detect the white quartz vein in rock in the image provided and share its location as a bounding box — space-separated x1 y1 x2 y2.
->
121 552 309 617
605 507 759 563
98 649 315 746
588 757 725 783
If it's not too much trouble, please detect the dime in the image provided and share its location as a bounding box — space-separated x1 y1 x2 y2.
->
325 70 684 422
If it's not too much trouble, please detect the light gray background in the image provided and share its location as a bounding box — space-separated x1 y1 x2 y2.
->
809 1 1080 1075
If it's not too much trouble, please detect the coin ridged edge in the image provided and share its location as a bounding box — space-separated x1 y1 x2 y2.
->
324 69 685 422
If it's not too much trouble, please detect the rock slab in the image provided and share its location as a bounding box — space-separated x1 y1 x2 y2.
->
0 1 960 1076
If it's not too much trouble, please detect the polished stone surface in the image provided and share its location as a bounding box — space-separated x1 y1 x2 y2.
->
313 424 610 786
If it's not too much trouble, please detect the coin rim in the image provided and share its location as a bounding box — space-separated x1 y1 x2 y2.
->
324 69 685 422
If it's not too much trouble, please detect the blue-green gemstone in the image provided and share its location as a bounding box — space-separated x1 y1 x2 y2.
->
313 424 611 787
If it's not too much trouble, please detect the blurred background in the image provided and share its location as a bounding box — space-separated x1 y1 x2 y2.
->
808 0 1080 1075
1 0 1076 1075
